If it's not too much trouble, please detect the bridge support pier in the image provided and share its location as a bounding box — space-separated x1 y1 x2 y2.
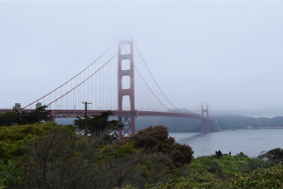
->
118 39 135 137
201 105 210 132
118 115 135 137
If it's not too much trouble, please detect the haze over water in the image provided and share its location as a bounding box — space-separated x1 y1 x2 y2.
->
170 129 283 157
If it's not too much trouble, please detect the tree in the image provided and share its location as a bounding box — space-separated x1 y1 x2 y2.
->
20 105 53 124
0 105 52 126
258 148 283 166
20 126 168 189
0 122 71 161
124 126 194 168
0 111 20 126
74 111 123 141
21 127 100 189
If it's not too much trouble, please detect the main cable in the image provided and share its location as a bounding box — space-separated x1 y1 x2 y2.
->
46 52 118 107
23 41 118 109
134 65 171 111
134 42 182 113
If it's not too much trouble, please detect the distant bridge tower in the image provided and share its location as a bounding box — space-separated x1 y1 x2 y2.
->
118 39 136 137
201 104 210 132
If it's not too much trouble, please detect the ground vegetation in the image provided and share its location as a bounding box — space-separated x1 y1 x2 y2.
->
0 110 283 188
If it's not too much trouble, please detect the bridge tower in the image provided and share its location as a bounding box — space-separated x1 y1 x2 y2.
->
201 104 210 132
118 39 136 137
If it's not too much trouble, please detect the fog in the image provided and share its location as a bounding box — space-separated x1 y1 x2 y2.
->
1 1 283 117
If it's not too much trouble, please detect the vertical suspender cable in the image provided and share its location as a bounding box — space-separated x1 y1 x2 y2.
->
22 41 117 110
134 42 182 113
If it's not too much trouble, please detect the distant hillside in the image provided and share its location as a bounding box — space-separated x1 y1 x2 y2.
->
214 115 283 130
136 117 204 132
136 115 283 132
55 115 283 132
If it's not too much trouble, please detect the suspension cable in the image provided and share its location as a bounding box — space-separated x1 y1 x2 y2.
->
134 65 172 111
23 41 118 109
46 52 118 107
122 45 172 112
134 42 182 113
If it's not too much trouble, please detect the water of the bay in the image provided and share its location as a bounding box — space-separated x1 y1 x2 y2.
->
170 129 283 158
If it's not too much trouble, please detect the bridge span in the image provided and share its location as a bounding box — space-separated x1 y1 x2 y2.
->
0 108 211 134
0 39 212 136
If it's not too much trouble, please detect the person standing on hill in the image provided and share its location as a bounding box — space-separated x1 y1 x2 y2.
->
217 150 222 159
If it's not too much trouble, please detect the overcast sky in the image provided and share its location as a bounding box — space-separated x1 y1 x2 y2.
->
1 1 283 117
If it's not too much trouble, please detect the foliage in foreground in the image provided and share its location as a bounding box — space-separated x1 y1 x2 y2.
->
0 123 76 188
21 127 99 188
0 160 24 188
150 152 283 189
1 119 283 188
0 122 75 161
0 123 188 188
258 148 283 166
187 153 264 177
152 163 283 189
124 126 194 168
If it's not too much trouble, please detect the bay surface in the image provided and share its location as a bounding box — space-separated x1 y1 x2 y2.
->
170 129 283 157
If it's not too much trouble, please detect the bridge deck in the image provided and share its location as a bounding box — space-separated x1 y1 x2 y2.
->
0 109 208 120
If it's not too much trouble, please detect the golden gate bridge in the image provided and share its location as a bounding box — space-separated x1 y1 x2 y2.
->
0 39 210 137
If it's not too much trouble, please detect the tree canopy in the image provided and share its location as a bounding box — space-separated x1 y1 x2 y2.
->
2 121 283 189
0 106 52 126
258 148 283 166
74 111 123 141
124 126 194 168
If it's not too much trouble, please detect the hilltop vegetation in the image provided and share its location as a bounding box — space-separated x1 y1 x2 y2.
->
1 109 283 188
152 154 283 189
0 120 193 188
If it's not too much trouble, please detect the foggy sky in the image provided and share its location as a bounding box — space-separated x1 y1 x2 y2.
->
1 1 283 117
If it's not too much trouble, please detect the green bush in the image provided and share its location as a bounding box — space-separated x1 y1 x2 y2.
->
0 122 75 161
153 163 283 189
258 148 283 166
152 172 224 189
229 163 283 188
124 126 193 168
188 154 253 177
0 160 24 188
20 127 99 189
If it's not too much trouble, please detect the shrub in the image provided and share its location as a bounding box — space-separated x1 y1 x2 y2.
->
0 122 73 161
258 148 283 166
21 127 99 189
0 160 24 188
229 163 283 188
124 126 193 168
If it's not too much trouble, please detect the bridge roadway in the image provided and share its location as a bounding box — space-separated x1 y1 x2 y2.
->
0 109 209 121
50 109 208 120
